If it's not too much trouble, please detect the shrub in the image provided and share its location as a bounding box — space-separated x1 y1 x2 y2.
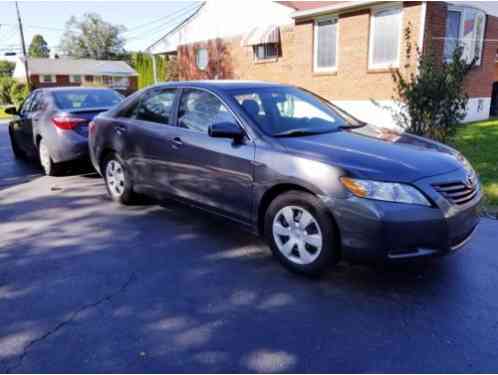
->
10 82 30 108
0 77 15 105
391 27 474 143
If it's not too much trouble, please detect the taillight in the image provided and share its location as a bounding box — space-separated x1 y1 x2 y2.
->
51 116 86 130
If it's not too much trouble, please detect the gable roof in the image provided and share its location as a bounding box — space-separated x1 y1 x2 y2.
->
18 57 137 77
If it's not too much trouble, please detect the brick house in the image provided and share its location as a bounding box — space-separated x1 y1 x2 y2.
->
148 1 497 127
13 57 139 96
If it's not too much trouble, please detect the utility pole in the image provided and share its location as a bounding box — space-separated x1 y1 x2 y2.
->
15 1 31 91
151 52 158 84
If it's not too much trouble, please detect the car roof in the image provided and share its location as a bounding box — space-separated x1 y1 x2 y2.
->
151 80 293 92
36 87 117 93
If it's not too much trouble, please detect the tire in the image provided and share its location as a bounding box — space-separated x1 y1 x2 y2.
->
102 153 135 205
264 191 340 276
38 138 63 176
9 129 24 159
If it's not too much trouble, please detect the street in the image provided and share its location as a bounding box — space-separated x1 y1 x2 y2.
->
0 122 497 373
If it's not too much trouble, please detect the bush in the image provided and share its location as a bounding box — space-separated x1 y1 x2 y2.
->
10 82 30 108
0 77 15 105
391 27 474 143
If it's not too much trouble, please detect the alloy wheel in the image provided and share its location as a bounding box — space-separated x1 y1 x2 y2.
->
39 141 51 174
106 159 126 198
272 205 323 265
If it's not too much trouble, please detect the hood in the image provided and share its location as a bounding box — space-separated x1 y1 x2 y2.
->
277 125 464 183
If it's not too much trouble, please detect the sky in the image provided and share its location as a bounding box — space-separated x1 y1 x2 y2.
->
0 0 198 58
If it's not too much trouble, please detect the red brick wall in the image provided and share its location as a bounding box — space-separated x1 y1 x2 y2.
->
177 2 423 102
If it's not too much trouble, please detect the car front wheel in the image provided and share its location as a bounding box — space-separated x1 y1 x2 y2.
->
264 191 340 275
103 153 135 204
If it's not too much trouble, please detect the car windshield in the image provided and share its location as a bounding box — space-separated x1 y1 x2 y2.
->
231 86 361 137
53 89 123 110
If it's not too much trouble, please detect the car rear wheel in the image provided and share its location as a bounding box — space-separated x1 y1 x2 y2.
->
38 139 62 176
103 153 135 204
264 191 340 276
9 129 24 159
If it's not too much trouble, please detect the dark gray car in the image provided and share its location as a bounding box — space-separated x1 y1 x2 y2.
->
89 81 481 275
7 87 123 176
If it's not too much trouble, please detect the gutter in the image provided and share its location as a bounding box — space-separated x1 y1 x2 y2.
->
291 0 385 19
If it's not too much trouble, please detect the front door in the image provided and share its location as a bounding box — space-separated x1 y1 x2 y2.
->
169 88 254 222
12 92 37 158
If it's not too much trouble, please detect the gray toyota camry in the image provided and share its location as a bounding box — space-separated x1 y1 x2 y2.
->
89 81 481 275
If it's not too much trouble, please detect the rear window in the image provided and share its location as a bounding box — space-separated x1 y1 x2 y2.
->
53 90 123 110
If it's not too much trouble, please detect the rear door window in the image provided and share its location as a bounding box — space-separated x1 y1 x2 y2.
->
134 88 177 125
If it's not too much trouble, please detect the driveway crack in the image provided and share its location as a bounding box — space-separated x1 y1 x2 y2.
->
3 273 137 374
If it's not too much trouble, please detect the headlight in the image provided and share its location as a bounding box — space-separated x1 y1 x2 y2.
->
340 177 431 206
458 154 475 176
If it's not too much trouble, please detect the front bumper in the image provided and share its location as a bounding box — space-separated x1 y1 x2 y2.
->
326 170 482 262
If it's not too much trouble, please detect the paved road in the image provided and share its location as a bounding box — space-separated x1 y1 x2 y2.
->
1 123 498 373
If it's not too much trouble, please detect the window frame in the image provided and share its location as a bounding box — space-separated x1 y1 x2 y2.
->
368 4 403 70
195 48 209 71
40 74 55 83
444 5 486 66
133 87 179 126
253 43 280 62
313 15 339 73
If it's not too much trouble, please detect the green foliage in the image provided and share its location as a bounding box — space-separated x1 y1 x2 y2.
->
10 82 29 108
28 34 50 58
0 60 15 77
0 77 15 105
60 13 127 60
391 27 474 143
452 120 498 206
130 52 170 89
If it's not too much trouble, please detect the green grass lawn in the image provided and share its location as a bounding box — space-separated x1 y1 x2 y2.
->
452 119 498 207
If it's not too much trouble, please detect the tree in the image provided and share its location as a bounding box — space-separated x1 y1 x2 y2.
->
59 13 126 60
0 61 15 77
28 34 50 58
391 27 474 143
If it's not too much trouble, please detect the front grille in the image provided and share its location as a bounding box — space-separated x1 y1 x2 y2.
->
433 177 479 206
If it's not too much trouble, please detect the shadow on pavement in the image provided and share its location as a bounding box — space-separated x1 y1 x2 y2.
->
2 175 493 373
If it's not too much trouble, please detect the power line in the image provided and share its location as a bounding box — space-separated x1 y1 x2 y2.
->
125 3 202 45
123 2 200 36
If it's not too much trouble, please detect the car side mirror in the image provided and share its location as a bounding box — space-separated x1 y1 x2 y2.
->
4 106 17 115
208 122 244 141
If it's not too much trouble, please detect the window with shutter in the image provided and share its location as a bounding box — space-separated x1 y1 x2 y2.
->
313 16 338 72
369 7 402 69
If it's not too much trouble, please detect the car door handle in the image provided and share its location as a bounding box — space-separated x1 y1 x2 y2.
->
171 137 184 149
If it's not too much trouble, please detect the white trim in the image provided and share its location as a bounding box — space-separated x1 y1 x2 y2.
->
368 5 403 70
39 74 55 83
292 0 380 19
313 15 339 73
418 2 427 51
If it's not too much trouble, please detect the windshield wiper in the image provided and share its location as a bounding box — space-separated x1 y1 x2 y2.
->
338 121 367 130
273 129 330 138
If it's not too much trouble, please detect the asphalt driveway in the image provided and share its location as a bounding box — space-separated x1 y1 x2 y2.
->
0 123 497 373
